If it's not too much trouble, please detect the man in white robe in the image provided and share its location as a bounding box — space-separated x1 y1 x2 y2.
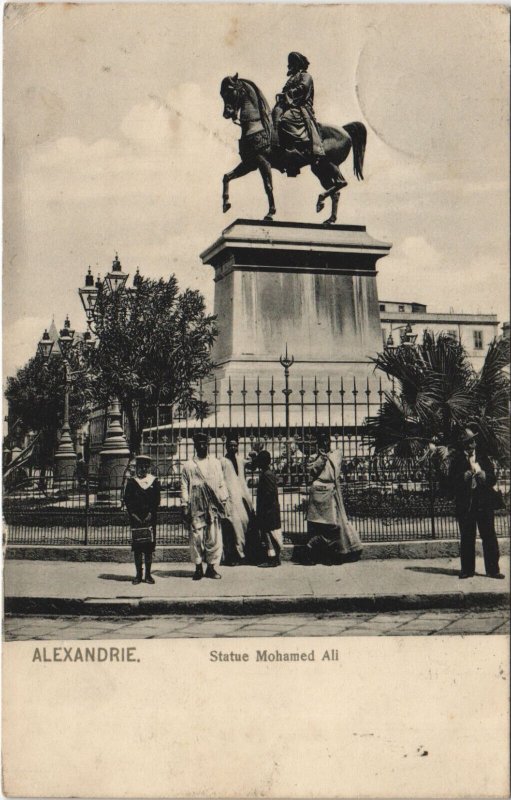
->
220 437 255 564
181 432 229 580
305 432 362 564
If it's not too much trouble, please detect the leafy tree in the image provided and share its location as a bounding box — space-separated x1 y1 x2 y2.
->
5 349 91 469
85 276 217 452
365 332 510 468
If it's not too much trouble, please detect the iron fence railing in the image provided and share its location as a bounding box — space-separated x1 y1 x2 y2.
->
4 373 510 546
4 447 510 546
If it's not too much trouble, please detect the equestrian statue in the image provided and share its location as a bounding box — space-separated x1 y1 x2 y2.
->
220 52 367 225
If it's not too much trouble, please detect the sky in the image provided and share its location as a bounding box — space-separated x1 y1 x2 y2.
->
3 3 509 378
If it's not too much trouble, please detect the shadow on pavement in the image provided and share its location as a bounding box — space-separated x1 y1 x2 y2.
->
98 570 194 580
152 569 194 578
405 566 462 577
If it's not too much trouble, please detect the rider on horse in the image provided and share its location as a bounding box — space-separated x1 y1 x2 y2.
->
272 52 325 177
220 67 366 223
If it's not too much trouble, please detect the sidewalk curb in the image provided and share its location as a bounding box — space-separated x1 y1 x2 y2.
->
5 591 508 616
5 539 510 562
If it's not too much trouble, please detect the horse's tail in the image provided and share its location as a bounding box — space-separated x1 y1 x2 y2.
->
343 122 366 181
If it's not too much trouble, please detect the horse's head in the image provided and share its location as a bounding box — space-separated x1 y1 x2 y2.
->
220 74 242 121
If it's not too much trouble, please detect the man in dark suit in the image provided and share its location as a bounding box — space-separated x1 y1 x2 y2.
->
447 427 505 580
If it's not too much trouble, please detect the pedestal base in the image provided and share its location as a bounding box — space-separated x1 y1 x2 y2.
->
200 219 392 429
96 451 130 504
53 453 77 484
96 399 130 503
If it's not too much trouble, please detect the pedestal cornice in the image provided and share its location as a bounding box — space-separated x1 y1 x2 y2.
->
201 218 392 273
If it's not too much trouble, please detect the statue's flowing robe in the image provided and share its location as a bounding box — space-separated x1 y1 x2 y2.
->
277 70 325 157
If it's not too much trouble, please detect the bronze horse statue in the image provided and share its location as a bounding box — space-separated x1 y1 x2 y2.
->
220 75 366 224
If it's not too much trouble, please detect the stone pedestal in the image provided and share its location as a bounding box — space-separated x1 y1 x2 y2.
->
97 400 130 503
53 424 77 484
53 452 77 483
200 219 391 426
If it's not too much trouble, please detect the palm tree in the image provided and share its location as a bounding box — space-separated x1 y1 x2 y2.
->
365 332 510 470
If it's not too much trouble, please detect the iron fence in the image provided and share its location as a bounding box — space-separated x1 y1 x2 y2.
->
4 373 510 546
4 443 510 547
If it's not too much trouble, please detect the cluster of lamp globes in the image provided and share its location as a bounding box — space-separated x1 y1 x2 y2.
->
37 254 143 364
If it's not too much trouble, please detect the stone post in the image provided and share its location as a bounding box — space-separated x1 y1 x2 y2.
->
98 399 130 501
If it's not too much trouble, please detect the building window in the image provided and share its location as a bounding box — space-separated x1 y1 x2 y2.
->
379 304 386 312
473 330 483 350
398 304 405 312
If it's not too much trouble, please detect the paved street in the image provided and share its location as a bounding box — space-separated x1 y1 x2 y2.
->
4 609 509 640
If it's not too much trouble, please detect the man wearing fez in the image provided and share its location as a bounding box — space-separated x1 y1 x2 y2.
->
220 434 255 564
181 432 229 580
272 51 325 175
446 426 505 580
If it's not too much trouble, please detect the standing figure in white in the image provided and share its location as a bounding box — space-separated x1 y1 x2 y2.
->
181 432 229 581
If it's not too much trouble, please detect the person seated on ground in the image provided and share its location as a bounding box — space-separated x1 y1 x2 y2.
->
123 455 161 585
303 433 362 565
256 450 283 568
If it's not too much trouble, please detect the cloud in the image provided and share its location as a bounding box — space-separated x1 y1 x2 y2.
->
378 236 509 324
120 100 172 151
6 84 239 375
7 73 509 381
355 7 508 180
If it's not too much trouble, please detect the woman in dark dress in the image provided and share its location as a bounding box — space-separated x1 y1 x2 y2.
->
123 455 161 585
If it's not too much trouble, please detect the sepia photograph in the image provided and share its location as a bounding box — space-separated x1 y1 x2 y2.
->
2 3 510 797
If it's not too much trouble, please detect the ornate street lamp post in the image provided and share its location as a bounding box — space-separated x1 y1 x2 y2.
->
103 252 129 294
79 254 134 496
37 328 54 361
38 317 78 483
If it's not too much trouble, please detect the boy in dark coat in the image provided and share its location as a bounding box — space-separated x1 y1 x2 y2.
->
124 455 161 584
256 450 282 567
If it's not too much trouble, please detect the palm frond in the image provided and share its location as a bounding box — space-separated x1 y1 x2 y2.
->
368 330 509 464
365 394 429 455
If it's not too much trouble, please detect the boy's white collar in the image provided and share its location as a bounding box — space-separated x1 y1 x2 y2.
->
134 474 156 489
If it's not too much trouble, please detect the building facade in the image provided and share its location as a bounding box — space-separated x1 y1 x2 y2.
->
379 300 500 367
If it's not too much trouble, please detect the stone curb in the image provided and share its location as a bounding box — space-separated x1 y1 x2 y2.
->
5 591 508 617
5 539 509 562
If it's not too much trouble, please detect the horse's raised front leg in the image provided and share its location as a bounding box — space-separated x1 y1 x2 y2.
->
255 155 276 220
223 161 255 213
